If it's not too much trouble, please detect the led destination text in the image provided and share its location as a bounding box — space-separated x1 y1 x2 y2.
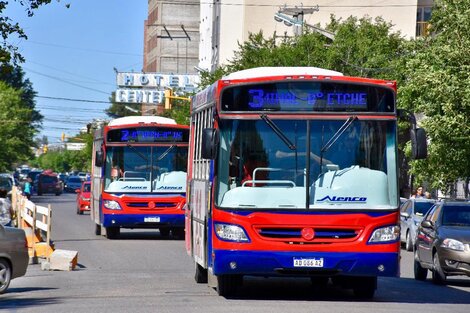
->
248 89 367 109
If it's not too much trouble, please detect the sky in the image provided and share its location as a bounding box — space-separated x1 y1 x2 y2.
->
6 0 147 144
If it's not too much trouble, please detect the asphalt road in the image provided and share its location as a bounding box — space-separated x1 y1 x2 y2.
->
2 193 470 312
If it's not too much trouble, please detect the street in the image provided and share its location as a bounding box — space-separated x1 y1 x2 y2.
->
1 193 470 313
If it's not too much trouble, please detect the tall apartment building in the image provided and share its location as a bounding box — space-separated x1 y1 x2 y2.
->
199 0 434 72
144 0 200 74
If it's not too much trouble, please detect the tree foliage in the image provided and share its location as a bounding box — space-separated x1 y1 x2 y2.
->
399 0 470 193
0 80 36 171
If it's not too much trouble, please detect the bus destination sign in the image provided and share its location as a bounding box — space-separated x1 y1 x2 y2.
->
107 127 189 143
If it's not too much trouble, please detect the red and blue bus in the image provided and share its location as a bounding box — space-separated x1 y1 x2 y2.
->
91 116 189 239
185 67 427 297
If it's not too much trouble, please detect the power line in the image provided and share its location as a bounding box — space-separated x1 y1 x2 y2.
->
24 67 111 95
36 95 111 104
27 60 115 87
27 40 143 57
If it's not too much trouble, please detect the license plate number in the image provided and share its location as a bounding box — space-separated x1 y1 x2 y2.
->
144 217 160 222
293 258 324 268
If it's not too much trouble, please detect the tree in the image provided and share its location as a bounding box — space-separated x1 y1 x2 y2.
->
0 81 36 171
399 0 470 194
105 91 140 118
200 16 406 89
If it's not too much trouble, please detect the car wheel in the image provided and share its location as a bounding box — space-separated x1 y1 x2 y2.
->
216 274 242 298
0 259 12 294
194 262 208 283
171 228 185 239
413 248 428 280
78 208 83 215
405 231 413 252
432 251 446 285
105 227 120 239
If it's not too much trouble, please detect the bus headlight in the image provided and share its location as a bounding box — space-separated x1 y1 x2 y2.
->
103 200 122 210
215 223 249 242
368 225 400 243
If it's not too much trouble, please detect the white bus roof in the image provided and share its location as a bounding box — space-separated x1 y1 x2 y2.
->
108 116 177 126
222 67 343 80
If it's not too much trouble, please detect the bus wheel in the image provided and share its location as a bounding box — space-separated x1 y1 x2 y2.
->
159 228 170 237
172 228 185 239
195 262 207 283
216 275 242 297
94 224 101 236
106 227 120 239
352 276 376 299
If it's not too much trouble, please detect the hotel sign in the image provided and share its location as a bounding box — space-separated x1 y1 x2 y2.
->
115 72 200 104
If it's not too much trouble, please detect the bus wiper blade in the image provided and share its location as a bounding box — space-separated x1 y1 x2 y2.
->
157 145 175 161
321 116 358 153
260 114 296 151
126 143 149 162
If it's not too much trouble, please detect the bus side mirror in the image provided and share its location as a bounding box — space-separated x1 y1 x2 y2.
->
95 150 104 167
411 128 427 160
201 128 219 159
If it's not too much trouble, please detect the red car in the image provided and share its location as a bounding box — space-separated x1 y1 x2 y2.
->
76 181 91 215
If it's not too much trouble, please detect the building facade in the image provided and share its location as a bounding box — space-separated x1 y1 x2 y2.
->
144 0 200 74
199 0 434 72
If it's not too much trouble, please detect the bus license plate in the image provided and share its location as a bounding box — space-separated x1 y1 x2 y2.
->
144 217 160 223
293 258 324 268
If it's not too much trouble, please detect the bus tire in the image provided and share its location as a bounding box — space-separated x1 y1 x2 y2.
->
352 276 376 299
195 263 208 283
94 224 101 236
159 228 170 237
172 228 185 239
106 227 120 239
216 275 242 297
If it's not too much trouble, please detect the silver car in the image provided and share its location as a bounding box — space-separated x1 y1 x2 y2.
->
0 224 29 294
400 198 435 251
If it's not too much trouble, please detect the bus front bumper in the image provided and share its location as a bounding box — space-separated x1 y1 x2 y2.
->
102 213 184 229
212 250 399 277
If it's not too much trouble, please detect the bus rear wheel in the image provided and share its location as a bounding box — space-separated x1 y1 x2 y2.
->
216 275 242 298
105 227 120 239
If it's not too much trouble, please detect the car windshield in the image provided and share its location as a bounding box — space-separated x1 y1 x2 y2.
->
40 175 57 183
414 202 434 216
0 176 12 191
83 184 91 192
442 205 470 226
104 145 188 193
215 118 398 209
68 177 81 183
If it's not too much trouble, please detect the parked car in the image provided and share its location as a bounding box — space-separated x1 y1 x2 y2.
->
414 200 470 284
0 224 29 294
0 174 14 195
37 171 62 196
65 176 83 192
400 198 436 251
76 181 91 215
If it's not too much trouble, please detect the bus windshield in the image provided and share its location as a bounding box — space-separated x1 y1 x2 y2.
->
104 145 188 193
215 118 398 210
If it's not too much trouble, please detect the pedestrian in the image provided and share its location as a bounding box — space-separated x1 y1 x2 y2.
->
425 191 432 199
411 186 425 199
23 177 32 200
0 188 13 226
